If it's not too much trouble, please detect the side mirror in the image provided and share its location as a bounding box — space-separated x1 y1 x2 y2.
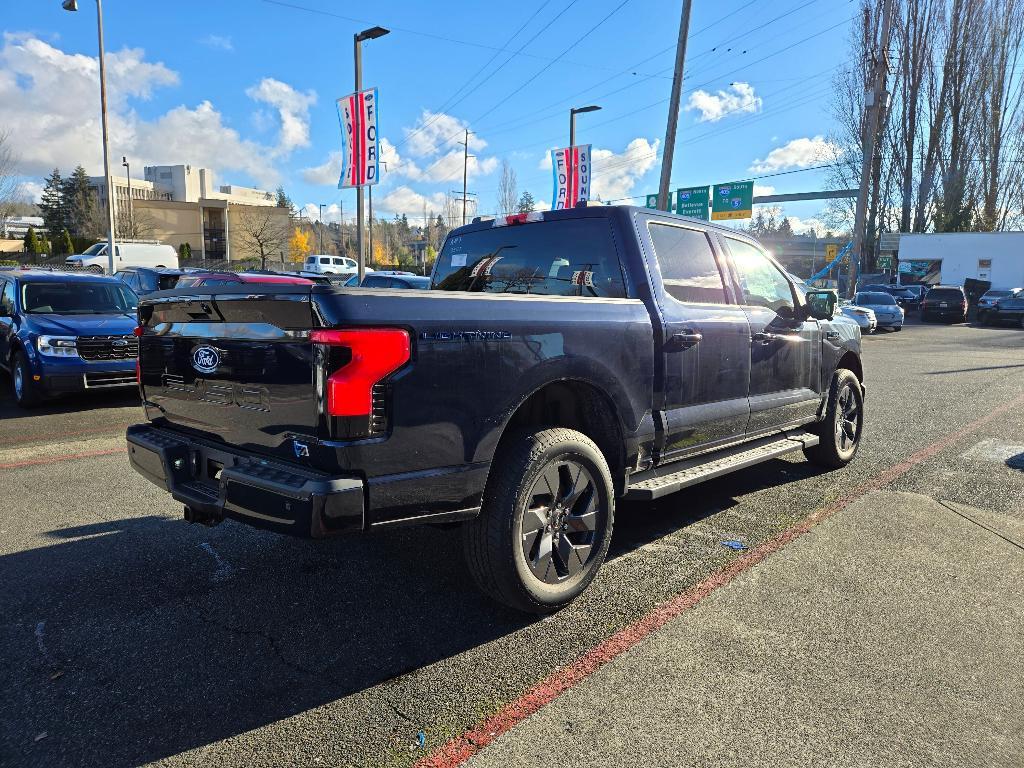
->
805 289 837 320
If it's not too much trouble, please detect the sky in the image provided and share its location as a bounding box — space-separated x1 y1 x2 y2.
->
0 0 857 233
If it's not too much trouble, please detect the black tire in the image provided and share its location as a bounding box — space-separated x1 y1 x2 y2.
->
462 427 614 614
1019 315 1024 330
893 326 902 332
804 368 863 469
11 351 42 408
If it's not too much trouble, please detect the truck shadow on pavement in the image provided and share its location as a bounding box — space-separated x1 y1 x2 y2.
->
0 458 825 767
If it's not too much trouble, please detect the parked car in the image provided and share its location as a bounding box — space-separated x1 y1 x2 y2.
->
175 272 314 288
360 274 431 290
853 291 904 331
977 288 1022 323
983 288 1024 328
0 270 139 406
921 285 968 323
127 205 864 613
838 301 878 333
115 266 185 296
65 242 178 274
883 286 921 311
302 254 375 276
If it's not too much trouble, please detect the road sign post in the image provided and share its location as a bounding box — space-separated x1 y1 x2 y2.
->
711 181 754 220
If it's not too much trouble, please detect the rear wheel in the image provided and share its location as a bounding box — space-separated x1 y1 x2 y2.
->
805 368 863 469
463 427 614 614
11 351 41 408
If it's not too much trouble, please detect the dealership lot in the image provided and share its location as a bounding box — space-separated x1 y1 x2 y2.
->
1 320 1022 768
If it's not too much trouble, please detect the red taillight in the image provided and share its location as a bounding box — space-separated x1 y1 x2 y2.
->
133 326 144 337
310 328 410 417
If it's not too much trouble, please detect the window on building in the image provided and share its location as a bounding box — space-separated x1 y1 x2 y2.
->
432 218 626 298
647 223 727 304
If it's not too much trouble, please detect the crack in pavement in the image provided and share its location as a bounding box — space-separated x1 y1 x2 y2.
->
937 499 1024 553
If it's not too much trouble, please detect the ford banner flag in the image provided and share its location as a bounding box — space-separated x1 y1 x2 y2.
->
337 88 380 188
551 144 592 209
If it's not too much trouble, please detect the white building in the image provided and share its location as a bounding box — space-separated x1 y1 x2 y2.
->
2 216 45 238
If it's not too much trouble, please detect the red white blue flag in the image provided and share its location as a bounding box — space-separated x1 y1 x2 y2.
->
551 144 591 209
337 88 379 188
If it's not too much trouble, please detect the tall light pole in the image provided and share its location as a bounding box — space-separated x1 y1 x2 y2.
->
569 105 601 148
63 0 116 274
658 0 693 212
354 25 389 284
121 155 134 239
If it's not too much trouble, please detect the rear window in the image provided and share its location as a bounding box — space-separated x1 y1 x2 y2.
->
856 292 896 305
432 218 626 298
926 288 964 300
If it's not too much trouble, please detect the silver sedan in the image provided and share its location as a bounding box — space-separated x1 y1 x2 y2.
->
838 302 877 333
853 291 905 331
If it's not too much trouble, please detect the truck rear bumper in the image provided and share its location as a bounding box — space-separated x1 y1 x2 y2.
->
126 424 364 537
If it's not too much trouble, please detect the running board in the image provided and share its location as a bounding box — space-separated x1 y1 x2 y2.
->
625 429 820 500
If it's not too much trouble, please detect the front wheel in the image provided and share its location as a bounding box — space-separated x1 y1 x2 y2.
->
804 368 863 469
86 264 104 274
12 351 42 408
462 428 614 614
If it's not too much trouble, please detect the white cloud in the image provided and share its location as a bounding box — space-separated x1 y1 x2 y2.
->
199 34 234 52
783 215 827 235
375 186 450 218
301 152 341 186
753 184 775 197
540 137 658 202
301 202 343 223
245 77 316 156
0 33 310 190
749 135 840 173
403 110 487 158
686 82 761 123
15 180 42 203
300 137 424 187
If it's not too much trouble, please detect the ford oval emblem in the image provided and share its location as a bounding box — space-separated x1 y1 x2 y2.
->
192 345 220 374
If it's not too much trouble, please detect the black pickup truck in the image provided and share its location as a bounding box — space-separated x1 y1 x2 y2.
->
127 205 864 613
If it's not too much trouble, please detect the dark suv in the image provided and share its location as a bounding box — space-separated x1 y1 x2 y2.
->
921 285 968 323
115 267 185 297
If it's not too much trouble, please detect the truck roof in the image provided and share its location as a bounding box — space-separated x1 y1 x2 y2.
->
448 204 759 241
4 269 123 283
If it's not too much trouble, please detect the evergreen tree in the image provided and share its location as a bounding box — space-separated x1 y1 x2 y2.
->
59 228 74 256
517 191 535 213
39 168 68 236
275 185 293 211
63 166 95 237
24 226 41 255
178 242 192 259
777 217 794 238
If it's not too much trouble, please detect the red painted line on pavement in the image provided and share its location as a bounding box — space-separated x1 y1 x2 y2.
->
416 393 1024 768
0 448 123 470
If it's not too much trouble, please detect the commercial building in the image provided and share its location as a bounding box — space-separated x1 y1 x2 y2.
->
88 165 284 261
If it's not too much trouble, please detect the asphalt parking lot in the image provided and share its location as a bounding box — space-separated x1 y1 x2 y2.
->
2 318 1023 768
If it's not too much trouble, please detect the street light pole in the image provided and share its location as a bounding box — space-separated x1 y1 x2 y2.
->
353 25 389 285
63 0 116 274
569 105 601 148
122 156 134 239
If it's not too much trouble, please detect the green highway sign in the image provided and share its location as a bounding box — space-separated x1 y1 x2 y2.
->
675 186 709 219
877 254 893 270
645 192 673 210
711 180 754 220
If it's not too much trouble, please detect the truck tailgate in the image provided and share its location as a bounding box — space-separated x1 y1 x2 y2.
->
138 286 319 458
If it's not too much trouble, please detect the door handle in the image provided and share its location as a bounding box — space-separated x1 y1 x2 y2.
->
751 331 776 345
664 330 703 352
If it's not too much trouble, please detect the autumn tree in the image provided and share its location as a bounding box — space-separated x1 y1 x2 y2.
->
288 226 312 264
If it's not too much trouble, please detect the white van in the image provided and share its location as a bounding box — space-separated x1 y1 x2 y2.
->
303 254 373 276
66 242 179 274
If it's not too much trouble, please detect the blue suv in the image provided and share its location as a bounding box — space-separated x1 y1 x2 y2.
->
0 270 140 407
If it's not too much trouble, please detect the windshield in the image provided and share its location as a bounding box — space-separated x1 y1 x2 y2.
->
982 290 1011 299
856 292 896 305
22 281 137 315
81 243 106 256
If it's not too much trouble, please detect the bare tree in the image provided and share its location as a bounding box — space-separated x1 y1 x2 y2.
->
234 206 289 269
0 130 19 237
497 160 518 215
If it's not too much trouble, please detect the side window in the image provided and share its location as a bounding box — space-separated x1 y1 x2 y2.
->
141 272 160 292
1 280 15 314
333 258 345 265
320 257 331 265
726 238 795 315
647 222 727 304
363 276 391 288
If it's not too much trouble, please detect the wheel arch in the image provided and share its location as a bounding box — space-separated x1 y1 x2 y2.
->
837 350 863 384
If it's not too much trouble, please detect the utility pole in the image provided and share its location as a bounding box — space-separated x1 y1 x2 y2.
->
848 0 894 296
657 0 693 212
459 129 475 225
318 203 325 253
340 198 345 256
353 25 389 284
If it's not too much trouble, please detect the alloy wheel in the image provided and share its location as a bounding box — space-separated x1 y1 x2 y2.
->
834 383 861 453
520 458 601 585
13 365 23 399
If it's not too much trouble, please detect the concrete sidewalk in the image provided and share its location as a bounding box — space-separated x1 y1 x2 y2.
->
467 491 1024 768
